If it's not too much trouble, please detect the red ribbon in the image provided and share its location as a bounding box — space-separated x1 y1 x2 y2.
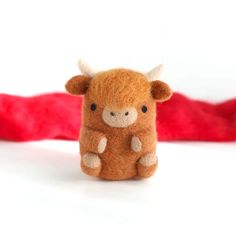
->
0 93 235 141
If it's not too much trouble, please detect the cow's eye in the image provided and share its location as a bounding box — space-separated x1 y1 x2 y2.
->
90 103 97 111
141 105 148 113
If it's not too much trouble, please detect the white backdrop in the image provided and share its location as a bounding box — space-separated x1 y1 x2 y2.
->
0 0 235 101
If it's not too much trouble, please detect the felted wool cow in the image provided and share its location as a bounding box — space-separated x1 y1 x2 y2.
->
65 60 172 180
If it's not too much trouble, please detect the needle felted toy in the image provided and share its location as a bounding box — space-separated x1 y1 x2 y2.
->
65 60 172 180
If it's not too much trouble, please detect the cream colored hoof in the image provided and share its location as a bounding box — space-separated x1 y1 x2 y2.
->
139 153 157 167
82 153 101 168
131 136 142 152
98 137 107 154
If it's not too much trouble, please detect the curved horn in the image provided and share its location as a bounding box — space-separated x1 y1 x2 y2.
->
78 60 97 77
146 64 164 81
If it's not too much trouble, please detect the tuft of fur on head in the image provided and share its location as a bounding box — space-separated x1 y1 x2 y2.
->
87 69 152 109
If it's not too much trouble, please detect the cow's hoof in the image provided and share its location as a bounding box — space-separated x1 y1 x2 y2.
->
81 153 101 177
137 153 158 178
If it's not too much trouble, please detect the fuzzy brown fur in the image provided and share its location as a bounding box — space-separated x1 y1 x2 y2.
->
65 67 172 180
89 69 151 109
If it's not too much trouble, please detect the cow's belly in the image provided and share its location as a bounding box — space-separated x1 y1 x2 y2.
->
98 133 140 180
99 151 139 180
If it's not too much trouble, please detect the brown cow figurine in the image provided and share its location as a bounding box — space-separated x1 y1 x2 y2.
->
65 60 172 180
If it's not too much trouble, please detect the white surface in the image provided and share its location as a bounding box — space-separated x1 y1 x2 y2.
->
0 0 236 101
0 140 235 236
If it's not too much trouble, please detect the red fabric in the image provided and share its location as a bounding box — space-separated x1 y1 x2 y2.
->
0 92 236 142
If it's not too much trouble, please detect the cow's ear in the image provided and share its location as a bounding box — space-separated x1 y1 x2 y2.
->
65 75 92 95
150 80 172 102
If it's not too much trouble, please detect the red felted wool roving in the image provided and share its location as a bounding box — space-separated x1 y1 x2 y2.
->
0 92 236 142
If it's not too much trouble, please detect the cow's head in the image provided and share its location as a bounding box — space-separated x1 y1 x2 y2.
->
65 60 172 129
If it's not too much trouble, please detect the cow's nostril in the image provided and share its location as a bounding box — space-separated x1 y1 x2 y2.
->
110 112 115 116
125 112 129 116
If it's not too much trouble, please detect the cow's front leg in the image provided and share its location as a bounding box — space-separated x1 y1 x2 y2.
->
137 153 158 178
81 153 102 177
79 127 107 177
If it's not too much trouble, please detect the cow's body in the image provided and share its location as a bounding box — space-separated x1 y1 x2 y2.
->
80 125 156 180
